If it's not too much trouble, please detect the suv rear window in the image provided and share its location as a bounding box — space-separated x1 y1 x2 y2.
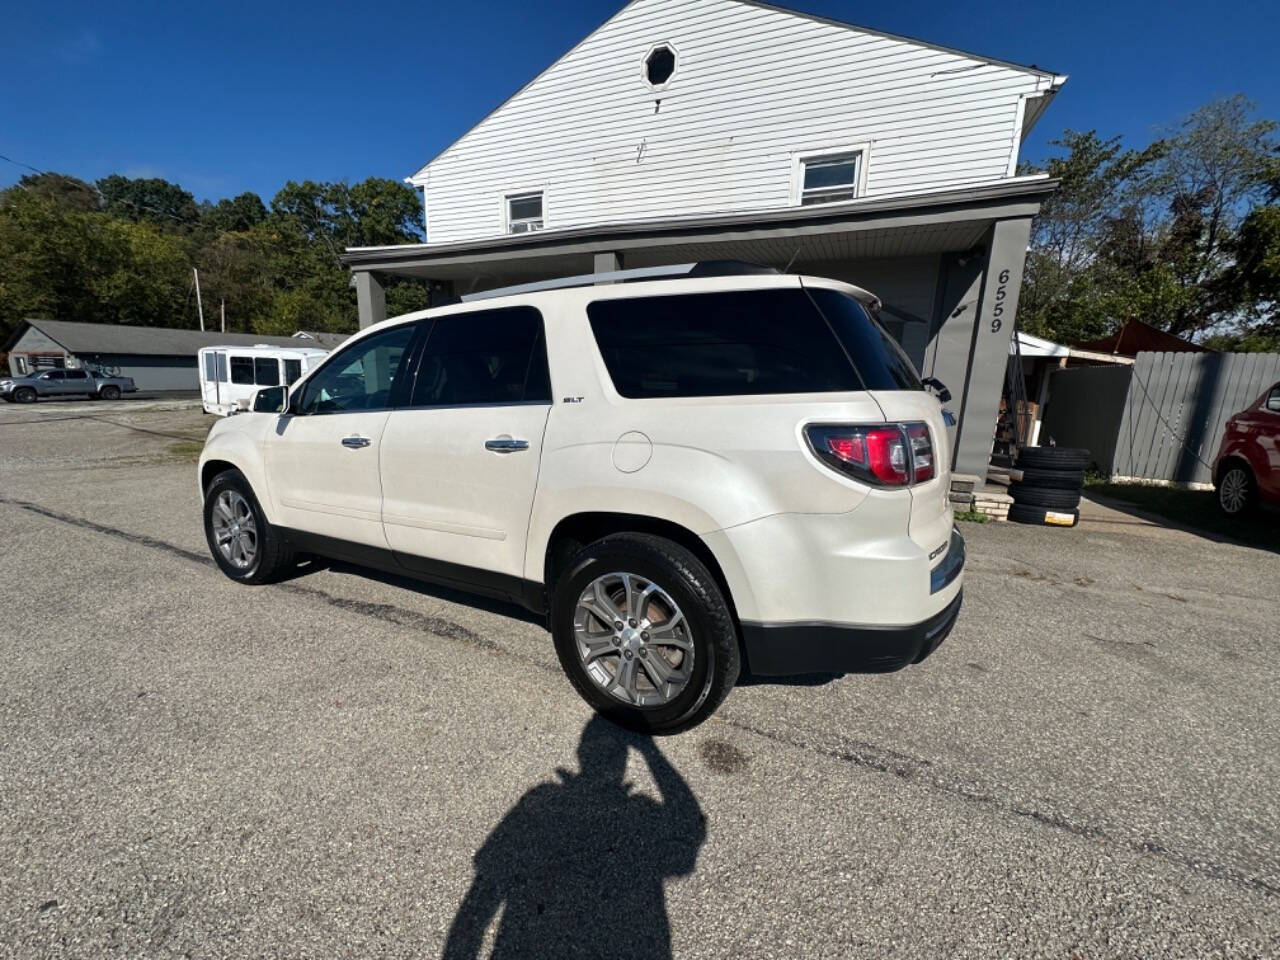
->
587 287 919 399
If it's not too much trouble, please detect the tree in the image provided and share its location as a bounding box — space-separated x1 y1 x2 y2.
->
201 192 268 234
1 170 425 339
96 174 200 229
1018 130 1164 343
0 184 192 335
15 173 100 212
1020 97 1279 346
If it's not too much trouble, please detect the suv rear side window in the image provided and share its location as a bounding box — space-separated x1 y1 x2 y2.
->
805 288 923 391
411 306 551 407
588 288 914 399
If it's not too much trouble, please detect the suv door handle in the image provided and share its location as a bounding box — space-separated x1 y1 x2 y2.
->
341 435 371 449
485 438 529 453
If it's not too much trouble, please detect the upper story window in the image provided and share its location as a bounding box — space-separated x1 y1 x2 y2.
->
644 44 676 88
506 192 544 234
796 150 865 206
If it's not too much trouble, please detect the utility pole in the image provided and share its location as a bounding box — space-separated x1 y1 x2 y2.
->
193 267 205 332
220 299 225 333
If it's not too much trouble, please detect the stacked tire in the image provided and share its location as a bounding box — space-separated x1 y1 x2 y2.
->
1009 447 1089 528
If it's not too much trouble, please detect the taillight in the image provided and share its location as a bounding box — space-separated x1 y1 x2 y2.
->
805 423 935 487
906 423 934 482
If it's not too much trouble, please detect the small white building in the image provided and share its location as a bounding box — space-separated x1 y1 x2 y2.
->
342 0 1067 477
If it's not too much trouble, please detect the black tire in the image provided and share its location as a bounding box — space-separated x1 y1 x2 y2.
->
14 387 37 404
1008 502 1079 527
1016 466 1085 491
550 533 740 735
202 469 295 584
99 385 121 401
1016 446 1091 471
1216 463 1256 517
1009 483 1082 509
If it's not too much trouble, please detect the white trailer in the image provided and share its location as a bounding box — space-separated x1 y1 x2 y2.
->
199 344 329 416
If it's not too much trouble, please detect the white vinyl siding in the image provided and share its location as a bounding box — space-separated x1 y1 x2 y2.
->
418 0 1060 243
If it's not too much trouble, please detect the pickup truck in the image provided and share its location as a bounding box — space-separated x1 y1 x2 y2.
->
0 368 138 403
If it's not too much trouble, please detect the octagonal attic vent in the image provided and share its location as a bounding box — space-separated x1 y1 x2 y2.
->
645 44 676 88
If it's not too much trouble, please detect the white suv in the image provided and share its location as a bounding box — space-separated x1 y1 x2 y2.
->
198 264 964 733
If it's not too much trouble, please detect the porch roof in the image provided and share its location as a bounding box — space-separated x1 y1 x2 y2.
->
342 176 1058 287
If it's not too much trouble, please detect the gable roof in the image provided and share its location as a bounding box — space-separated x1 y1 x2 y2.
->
4 319 347 356
411 0 1064 181
738 1 1060 78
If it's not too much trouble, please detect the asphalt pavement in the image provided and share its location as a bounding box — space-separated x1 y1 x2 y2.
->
1 402 1277 958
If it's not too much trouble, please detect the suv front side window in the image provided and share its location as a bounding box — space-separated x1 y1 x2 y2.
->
298 325 416 415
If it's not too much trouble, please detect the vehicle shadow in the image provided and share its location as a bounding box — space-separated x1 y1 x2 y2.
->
441 714 706 959
1082 491 1280 556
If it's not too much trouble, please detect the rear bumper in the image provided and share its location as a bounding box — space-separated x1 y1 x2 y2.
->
740 589 963 677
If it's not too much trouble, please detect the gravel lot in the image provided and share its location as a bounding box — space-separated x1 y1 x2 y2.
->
1 403 1278 958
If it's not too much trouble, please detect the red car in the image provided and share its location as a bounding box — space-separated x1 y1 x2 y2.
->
1213 381 1280 516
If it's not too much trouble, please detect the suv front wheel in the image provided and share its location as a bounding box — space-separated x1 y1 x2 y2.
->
203 469 295 584
551 533 740 734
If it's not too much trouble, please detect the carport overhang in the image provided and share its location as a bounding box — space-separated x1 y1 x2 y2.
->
340 176 1057 479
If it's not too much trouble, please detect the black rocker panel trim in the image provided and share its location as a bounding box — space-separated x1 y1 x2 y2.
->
280 528 547 614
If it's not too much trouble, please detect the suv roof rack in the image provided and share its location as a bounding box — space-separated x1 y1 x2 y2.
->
459 260 779 303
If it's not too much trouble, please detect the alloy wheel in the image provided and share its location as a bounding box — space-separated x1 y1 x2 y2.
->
573 572 694 707
1219 468 1250 515
211 489 258 569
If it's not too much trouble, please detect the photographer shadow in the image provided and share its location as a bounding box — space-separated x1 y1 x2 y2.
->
442 715 706 959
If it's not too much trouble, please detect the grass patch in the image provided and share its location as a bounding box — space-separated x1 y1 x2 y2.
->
1085 480 1280 551
954 510 990 524
168 438 207 463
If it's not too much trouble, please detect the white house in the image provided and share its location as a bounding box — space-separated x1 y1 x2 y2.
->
342 0 1066 477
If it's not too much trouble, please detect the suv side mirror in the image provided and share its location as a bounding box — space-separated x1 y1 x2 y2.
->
1267 389 1280 413
252 385 288 413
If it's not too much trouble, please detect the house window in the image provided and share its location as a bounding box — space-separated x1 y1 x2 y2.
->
506 192 544 234
645 44 676 88
798 152 864 206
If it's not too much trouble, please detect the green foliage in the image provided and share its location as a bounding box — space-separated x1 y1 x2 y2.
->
1020 97 1280 348
0 172 429 343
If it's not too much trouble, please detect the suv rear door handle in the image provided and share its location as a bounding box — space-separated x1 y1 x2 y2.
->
342 435 371 449
485 438 529 453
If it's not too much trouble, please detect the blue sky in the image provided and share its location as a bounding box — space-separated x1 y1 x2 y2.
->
1 0 1276 203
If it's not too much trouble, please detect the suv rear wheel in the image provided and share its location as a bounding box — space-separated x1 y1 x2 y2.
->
203 469 295 584
551 533 740 734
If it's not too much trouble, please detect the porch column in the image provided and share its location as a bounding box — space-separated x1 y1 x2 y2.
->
593 251 624 282
355 271 387 330
951 217 1033 477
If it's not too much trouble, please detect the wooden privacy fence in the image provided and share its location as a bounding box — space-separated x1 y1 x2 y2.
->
1112 351 1280 485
